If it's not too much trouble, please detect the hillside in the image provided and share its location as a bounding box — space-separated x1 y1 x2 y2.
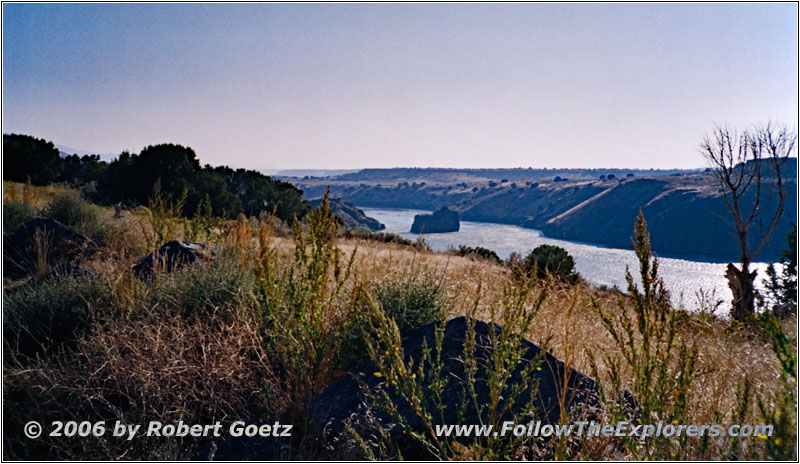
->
291 161 798 261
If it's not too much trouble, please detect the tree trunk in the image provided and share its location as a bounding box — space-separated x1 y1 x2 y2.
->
725 263 758 321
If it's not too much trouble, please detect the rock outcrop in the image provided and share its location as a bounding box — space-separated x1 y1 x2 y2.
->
410 207 459 234
309 197 385 232
307 317 632 459
3 218 95 280
133 240 214 277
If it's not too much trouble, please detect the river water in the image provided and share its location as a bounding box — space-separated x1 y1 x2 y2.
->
361 207 775 314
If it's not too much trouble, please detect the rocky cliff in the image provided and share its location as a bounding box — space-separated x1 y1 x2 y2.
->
308 197 385 232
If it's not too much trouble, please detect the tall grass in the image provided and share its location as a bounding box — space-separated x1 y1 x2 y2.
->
256 192 360 419
3 201 37 234
590 211 697 460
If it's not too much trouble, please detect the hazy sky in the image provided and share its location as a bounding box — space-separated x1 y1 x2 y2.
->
3 3 797 170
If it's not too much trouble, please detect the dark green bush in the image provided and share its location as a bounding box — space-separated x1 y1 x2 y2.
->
523 244 579 282
3 275 113 358
3 202 37 234
454 244 501 264
373 265 449 333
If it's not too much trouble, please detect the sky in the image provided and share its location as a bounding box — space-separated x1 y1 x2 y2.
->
2 3 797 170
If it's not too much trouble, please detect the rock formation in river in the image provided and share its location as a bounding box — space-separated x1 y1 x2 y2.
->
410 207 459 234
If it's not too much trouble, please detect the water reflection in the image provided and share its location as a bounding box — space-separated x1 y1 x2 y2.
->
361 207 773 313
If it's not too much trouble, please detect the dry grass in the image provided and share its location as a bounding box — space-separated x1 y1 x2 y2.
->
2 190 795 460
3 269 275 460
3 180 76 210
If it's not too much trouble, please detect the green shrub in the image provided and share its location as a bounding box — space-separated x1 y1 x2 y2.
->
149 248 256 318
44 190 107 243
523 244 579 282
3 274 113 359
3 201 37 234
373 264 449 334
454 245 501 264
257 192 359 419
338 264 451 371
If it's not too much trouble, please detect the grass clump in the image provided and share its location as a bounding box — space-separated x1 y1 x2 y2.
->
149 246 257 318
373 262 450 334
44 190 108 243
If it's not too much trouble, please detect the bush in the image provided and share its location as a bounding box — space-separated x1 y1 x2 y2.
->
44 190 107 243
454 244 501 264
523 244 579 282
257 192 360 419
3 201 37 234
3 274 113 358
373 265 449 334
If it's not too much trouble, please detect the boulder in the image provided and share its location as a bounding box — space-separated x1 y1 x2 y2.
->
307 317 632 458
133 240 214 277
410 207 459 234
3 218 95 280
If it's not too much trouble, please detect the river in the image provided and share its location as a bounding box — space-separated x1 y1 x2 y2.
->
361 207 776 314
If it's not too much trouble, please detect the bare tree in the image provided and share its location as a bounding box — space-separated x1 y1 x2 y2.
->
699 123 796 321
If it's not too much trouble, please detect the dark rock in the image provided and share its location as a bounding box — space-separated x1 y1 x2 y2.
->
133 240 214 277
3 218 95 280
410 207 459 234
309 197 385 232
307 317 632 458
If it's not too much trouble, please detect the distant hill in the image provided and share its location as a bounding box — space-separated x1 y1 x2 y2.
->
316 167 699 184
276 169 360 178
291 160 798 261
56 145 117 162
